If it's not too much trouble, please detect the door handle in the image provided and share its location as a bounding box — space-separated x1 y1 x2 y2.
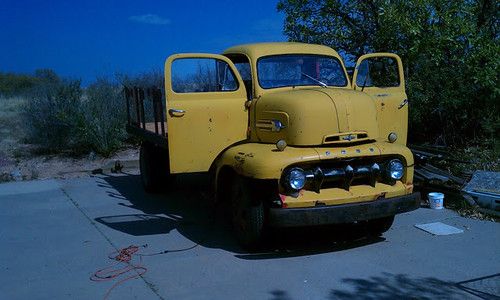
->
168 108 186 117
398 99 408 109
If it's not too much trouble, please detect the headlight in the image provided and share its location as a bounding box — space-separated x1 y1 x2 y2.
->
387 159 404 180
285 168 306 190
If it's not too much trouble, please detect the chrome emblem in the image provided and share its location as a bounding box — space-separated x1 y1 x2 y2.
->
271 120 286 132
342 134 356 141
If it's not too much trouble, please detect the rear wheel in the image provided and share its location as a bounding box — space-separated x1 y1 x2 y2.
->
230 175 265 248
365 216 395 236
139 142 173 193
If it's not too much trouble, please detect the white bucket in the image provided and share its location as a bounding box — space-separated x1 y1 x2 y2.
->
428 192 444 209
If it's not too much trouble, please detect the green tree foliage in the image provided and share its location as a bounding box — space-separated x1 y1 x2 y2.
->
278 0 499 146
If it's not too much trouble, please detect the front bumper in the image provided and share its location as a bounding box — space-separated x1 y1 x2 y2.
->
268 192 420 227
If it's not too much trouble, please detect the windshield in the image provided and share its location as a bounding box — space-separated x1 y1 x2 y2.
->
257 54 348 89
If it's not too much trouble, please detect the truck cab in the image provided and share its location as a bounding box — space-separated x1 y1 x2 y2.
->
127 42 420 247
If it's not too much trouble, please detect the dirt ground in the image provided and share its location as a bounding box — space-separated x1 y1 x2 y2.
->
0 146 140 182
0 96 140 182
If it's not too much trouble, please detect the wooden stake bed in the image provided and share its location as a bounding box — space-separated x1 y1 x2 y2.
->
124 87 169 149
145 122 167 134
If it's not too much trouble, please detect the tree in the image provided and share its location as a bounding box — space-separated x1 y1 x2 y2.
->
277 0 499 146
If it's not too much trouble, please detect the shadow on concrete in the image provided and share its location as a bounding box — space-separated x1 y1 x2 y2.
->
236 226 385 260
95 214 178 236
328 272 500 300
97 173 387 257
456 273 500 300
269 290 293 300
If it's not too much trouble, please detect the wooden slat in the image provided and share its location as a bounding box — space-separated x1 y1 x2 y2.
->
126 124 168 149
145 122 167 136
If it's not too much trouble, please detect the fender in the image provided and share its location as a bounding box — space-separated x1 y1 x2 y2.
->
212 141 414 193
213 142 319 181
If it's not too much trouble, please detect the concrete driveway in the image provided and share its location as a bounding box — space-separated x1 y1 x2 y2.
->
0 174 499 300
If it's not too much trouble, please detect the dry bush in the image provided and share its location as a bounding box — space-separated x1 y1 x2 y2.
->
79 78 127 156
23 76 128 156
23 78 82 152
20 70 164 156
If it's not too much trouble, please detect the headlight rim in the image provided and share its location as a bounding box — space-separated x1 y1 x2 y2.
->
387 159 404 180
284 167 306 191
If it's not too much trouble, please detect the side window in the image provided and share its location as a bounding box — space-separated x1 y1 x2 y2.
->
171 58 238 93
356 57 400 88
228 54 253 99
234 62 251 81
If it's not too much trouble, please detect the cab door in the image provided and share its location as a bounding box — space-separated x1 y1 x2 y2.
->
165 53 248 173
352 53 408 145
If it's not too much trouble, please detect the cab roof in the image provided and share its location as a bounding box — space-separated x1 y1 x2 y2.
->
223 42 341 60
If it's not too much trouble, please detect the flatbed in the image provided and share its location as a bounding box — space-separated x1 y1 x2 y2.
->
124 86 168 148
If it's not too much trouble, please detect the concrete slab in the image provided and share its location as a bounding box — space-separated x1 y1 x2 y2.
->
415 222 464 235
1 174 499 299
0 179 159 300
0 179 60 196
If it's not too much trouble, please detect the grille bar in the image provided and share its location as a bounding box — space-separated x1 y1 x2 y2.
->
306 163 381 192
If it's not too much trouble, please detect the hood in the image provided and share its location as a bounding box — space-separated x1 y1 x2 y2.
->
250 88 379 146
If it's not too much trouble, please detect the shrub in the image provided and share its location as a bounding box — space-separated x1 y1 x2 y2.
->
23 77 82 152
23 76 128 156
21 70 164 156
78 78 127 156
0 69 60 97
116 69 164 90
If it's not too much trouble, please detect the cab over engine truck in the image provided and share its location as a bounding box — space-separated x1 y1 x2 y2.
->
125 42 420 247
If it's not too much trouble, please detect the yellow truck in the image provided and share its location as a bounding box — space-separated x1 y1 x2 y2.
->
125 42 420 247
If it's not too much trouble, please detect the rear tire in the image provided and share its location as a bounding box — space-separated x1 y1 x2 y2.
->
139 142 173 193
230 175 265 248
365 216 395 236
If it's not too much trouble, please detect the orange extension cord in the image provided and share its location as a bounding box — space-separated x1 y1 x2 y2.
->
91 245 147 299
91 244 197 299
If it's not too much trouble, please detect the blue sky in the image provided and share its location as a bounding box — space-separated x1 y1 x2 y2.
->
0 0 286 84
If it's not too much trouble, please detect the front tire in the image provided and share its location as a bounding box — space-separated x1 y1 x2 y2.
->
230 175 265 248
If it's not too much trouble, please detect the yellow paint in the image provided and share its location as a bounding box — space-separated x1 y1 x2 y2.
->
214 141 413 180
352 53 408 145
250 88 379 145
214 143 320 179
164 54 248 173
283 182 409 208
163 43 414 208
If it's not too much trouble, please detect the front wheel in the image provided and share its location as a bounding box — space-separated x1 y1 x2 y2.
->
230 175 265 248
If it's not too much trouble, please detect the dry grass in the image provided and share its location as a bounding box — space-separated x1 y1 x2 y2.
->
0 96 26 181
0 95 139 182
0 96 25 153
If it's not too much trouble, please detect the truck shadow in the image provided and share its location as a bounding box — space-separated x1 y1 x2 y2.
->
97 173 386 258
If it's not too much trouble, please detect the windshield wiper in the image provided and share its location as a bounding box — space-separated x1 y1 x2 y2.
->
301 72 327 87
